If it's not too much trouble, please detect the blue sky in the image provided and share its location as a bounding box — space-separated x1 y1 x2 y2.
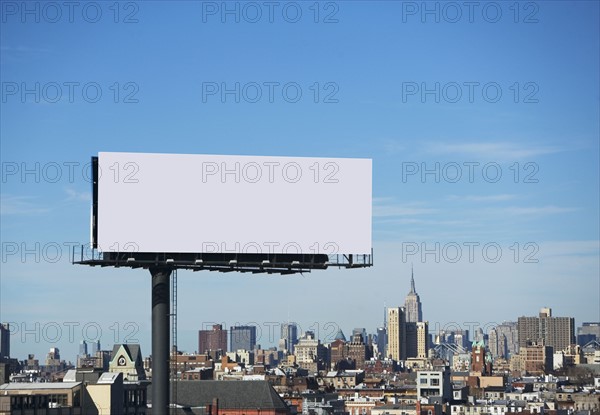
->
1 1 599 362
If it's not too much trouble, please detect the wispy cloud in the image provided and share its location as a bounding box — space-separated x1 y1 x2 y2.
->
382 139 405 155
424 141 563 160
539 240 600 257
65 188 91 202
0 194 49 216
486 205 579 216
374 217 468 226
373 199 437 217
447 194 518 202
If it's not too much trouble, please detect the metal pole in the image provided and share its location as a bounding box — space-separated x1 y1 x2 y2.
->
150 266 172 414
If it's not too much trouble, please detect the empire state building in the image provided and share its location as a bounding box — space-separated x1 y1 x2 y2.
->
404 267 423 323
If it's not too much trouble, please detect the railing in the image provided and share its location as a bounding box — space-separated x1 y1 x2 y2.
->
72 246 373 273
327 250 374 268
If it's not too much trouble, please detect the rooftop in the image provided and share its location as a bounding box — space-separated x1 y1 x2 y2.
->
152 380 289 410
0 382 81 390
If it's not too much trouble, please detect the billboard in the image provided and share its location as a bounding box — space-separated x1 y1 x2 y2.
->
94 152 371 254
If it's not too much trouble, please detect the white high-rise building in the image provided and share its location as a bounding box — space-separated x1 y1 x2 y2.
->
416 322 429 358
387 307 406 361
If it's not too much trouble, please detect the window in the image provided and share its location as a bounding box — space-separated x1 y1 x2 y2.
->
431 378 440 386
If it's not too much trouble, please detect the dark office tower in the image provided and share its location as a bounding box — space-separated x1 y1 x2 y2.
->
518 307 575 352
404 266 423 323
376 327 387 359
198 324 228 355
230 325 257 351
406 322 417 358
0 324 10 358
280 322 298 354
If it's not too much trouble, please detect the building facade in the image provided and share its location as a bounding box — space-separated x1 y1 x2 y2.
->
512 342 553 375
230 325 257 352
0 324 10 359
518 308 575 351
280 323 298 354
198 324 228 356
404 268 423 323
416 322 429 359
407 322 428 359
470 339 492 375
347 333 367 369
387 307 406 362
109 344 146 381
416 367 452 402
330 339 347 370
295 331 327 373
577 322 600 346
376 327 387 359
488 322 518 359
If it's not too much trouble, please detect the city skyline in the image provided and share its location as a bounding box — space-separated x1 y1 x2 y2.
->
0 264 597 363
1 1 598 366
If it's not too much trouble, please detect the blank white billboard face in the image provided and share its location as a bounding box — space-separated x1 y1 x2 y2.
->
96 152 372 254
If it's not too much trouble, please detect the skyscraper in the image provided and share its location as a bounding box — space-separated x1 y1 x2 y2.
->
404 266 423 323
198 324 227 355
403 268 424 359
376 327 387 359
230 325 257 351
416 322 429 358
406 323 418 358
0 323 10 359
488 328 503 358
387 307 406 361
518 307 575 352
406 321 430 359
79 340 88 357
489 322 519 359
280 322 298 354
89 340 101 356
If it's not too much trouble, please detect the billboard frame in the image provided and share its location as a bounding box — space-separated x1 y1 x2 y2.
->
75 152 373 414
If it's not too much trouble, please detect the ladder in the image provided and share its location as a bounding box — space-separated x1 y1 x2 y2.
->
170 269 178 414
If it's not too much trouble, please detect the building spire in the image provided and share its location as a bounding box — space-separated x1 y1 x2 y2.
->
410 264 416 293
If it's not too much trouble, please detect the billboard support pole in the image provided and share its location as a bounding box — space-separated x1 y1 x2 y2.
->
150 266 172 414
